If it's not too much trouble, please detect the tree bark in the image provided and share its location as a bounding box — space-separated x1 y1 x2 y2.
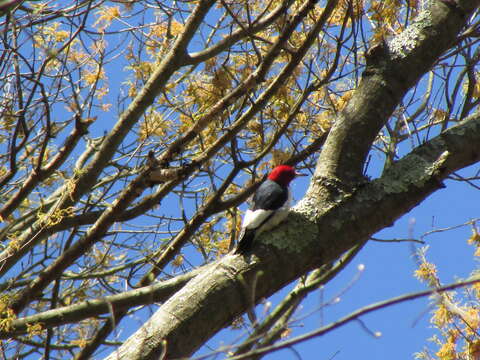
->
104 1 480 359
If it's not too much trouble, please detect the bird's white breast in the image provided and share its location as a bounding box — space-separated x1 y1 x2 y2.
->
242 189 292 233
242 209 272 229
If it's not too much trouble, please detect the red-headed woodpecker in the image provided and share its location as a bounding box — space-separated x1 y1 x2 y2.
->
234 165 303 254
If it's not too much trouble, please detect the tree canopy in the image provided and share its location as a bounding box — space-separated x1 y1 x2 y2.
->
0 0 480 359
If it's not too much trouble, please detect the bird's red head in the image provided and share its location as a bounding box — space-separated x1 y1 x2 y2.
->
268 165 298 186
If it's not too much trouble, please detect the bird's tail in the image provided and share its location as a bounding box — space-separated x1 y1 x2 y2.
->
234 228 255 254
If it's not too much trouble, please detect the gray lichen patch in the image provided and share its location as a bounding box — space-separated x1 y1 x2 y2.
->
388 10 432 58
261 226 293 251
260 200 319 254
378 154 430 194
293 197 322 222
378 150 449 195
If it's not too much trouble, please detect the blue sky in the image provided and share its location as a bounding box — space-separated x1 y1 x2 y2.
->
260 167 479 359
191 165 479 359
4 2 479 359
99 5 480 357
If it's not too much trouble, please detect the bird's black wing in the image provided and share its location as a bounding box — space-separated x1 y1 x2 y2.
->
252 180 288 210
234 180 288 254
234 228 256 254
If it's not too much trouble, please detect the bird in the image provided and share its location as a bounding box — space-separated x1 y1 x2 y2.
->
234 165 303 254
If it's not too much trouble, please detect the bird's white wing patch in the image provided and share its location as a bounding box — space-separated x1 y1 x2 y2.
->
242 209 273 229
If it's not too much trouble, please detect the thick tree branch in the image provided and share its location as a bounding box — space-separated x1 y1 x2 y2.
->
0 269 203 338
102 0 480 354
103 111 480 358
3 1 479 358
315 0 480 184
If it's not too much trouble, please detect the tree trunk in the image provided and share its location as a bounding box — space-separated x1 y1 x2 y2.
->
105 1 480 359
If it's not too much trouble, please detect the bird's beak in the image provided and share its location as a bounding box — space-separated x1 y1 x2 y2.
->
295 171 307 177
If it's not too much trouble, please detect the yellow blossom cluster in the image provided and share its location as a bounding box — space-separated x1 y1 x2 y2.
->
415 225 480 360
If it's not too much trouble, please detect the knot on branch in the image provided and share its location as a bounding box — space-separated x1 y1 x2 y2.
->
145 150 200 186
148 168 183 184
363 40 389 77
365 41 388 64
439 0 467 18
